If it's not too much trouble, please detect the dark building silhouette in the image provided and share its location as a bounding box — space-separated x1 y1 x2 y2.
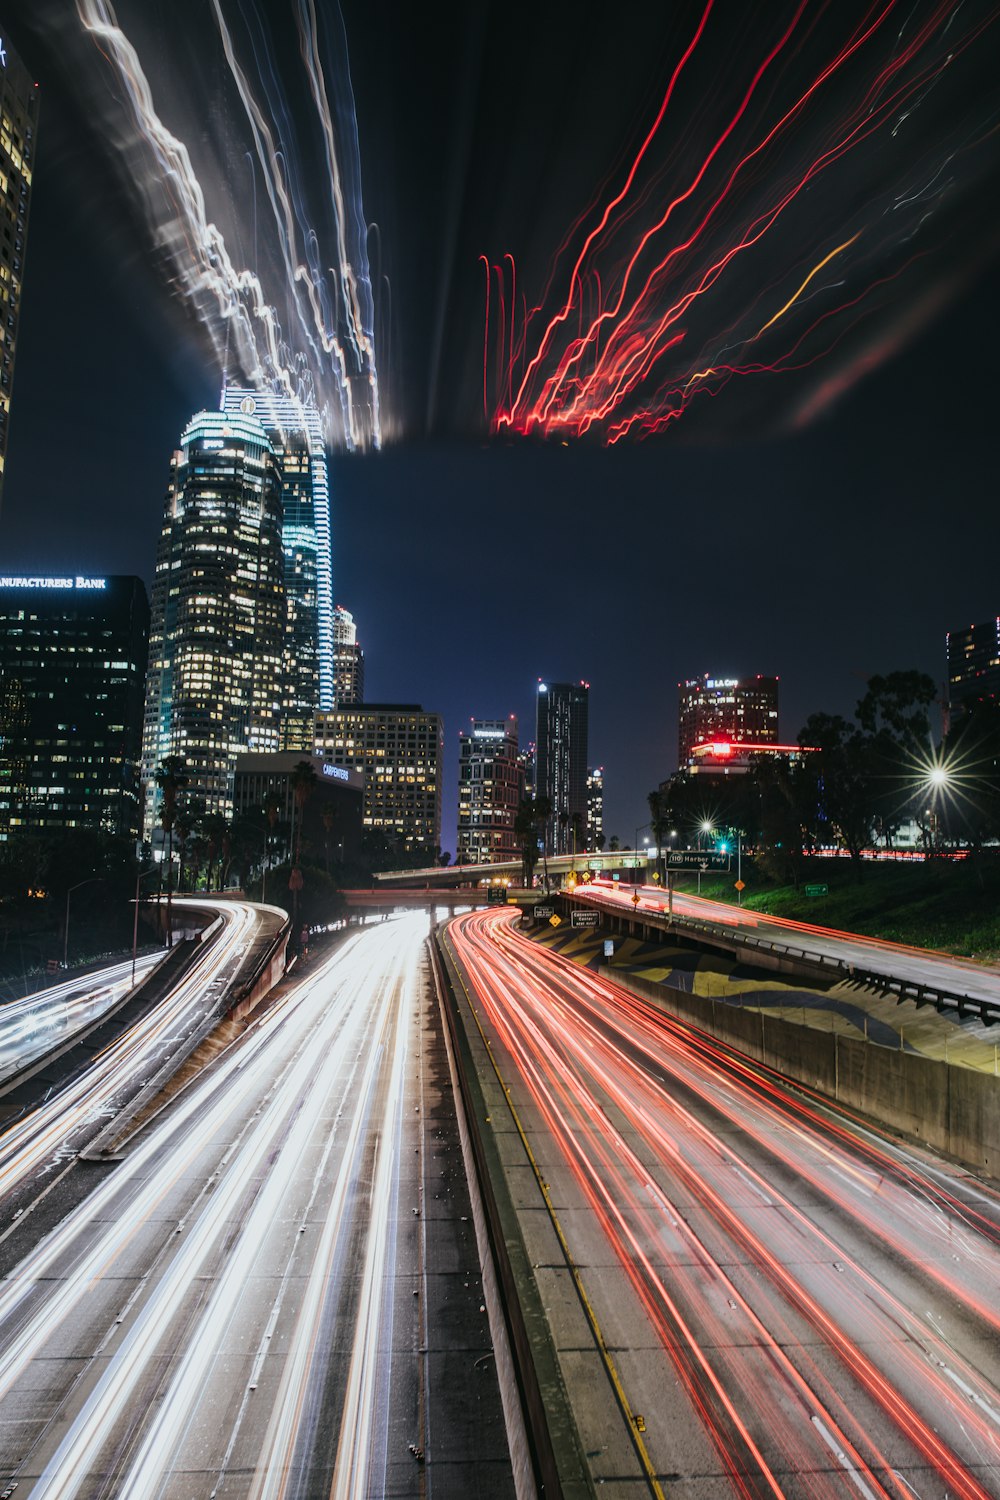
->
535 680 589 856
0 574 149 840
0 27 39 512
947 617 1000 713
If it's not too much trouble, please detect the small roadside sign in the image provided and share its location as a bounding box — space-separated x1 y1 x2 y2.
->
631 892 641 906
734 879 745 892
603 939 614 958
533 905 553 920
549 913 562 927
571 909 600 929
805 883 829 897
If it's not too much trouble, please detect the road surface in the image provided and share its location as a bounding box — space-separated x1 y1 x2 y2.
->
0 911 512 1497
447 906 1000 1498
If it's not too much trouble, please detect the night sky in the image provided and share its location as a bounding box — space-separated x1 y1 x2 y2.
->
1 1 997 853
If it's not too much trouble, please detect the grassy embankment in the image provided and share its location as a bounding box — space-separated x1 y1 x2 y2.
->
668 857 1000 963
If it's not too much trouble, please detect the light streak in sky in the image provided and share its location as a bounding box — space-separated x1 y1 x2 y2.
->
75 0 381 450
448 907 1000 1495
482 0 999 442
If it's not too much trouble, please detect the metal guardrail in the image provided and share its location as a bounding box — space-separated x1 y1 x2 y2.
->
229 917 291 1004
568 896 1000 1027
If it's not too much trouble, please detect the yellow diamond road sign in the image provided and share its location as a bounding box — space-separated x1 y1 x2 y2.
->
549 913 562 927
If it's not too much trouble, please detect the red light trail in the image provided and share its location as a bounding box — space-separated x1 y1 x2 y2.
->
448 907 1000 1495
481 1 999 442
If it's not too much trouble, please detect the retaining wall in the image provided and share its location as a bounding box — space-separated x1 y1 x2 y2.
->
601 966 1000 1178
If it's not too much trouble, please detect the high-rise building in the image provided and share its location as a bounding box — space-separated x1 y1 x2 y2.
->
142 410 285 831
315 704 443 855
220 386 334 744
457 716 522 865
0 28 39 510
947 617 1000 713
535 680 589 855
0 574 148 841
586 766 604 851
332 604 365 706
678 674 779 766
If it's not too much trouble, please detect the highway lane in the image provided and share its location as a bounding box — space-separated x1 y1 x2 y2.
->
447 907 1000 1498
0 911 512 1497
0 898 261 1226
579 879 1000 1009
0 953 162 1082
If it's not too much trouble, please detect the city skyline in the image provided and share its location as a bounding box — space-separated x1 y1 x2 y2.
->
0 3 996 852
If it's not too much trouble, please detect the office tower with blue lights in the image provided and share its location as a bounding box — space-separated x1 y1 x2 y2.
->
535 680 589 855
220 386 333 746
0 26 39 509
0 574 149 841
142 410 285 830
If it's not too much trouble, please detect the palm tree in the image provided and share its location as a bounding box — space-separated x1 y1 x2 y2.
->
290 760 318 944
154 756 188 946
174 801 197 893
202 812 227 895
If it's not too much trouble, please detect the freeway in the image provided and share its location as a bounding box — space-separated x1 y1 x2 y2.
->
579 878 1000 1008
446 906 1000 1498
0 911 512 1497
0 898 262 1232
0 953 162 1083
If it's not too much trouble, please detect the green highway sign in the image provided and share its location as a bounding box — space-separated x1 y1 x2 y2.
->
664 851 731 872
805 883 829 897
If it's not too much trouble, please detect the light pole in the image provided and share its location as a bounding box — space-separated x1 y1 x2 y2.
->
697 821 713 895
132 866 160 986
64 878 101 971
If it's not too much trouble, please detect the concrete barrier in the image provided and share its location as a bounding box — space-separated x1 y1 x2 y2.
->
601 967 1000 1179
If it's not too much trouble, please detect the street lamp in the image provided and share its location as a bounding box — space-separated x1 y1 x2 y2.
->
132 866 161 986
64 878 102 971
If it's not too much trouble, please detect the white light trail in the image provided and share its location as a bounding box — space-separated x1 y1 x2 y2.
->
74 0 382 450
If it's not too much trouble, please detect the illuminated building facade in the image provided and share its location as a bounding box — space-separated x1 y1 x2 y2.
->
0 28 38 510
947 617 1000 712
457 717 522 865
142 411 285 831
535 680 589 855
220 387 334 746
0 575 149 840
315 704 443 856
332 604 365 705
687 741 816 776
678 674 779 766
586 766 604 850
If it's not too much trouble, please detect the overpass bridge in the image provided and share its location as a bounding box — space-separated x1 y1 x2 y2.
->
372 851 650 889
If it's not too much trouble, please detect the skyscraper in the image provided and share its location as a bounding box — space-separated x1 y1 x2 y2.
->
315 704 443 856
0 28 39 511
0 574 148 841
457 717 522 865
535 681 589 856
332 604 365 706
947 617 1000 713
677 674 779 766
220 386 334 745
586 766 604 851
142 410 285 830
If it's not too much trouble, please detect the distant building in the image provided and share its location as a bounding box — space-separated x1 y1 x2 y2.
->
332 604 365 706
220 386 334 746
686 740 817 776
315 704 443 855
947 617 1000 713
535 680 589 855
233 752 364 867
457 717 522 865
0 28 38 511
586 766 604 850
517 742 535 803
0 574 149 841
678 674 779 766
142 410 285 832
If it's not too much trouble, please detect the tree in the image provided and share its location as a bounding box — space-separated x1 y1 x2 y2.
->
154 756 188 945
798 713 876 875
515 798 541 888
202 812 228 895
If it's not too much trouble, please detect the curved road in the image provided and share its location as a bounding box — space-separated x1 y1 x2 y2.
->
447 906 1000 1498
